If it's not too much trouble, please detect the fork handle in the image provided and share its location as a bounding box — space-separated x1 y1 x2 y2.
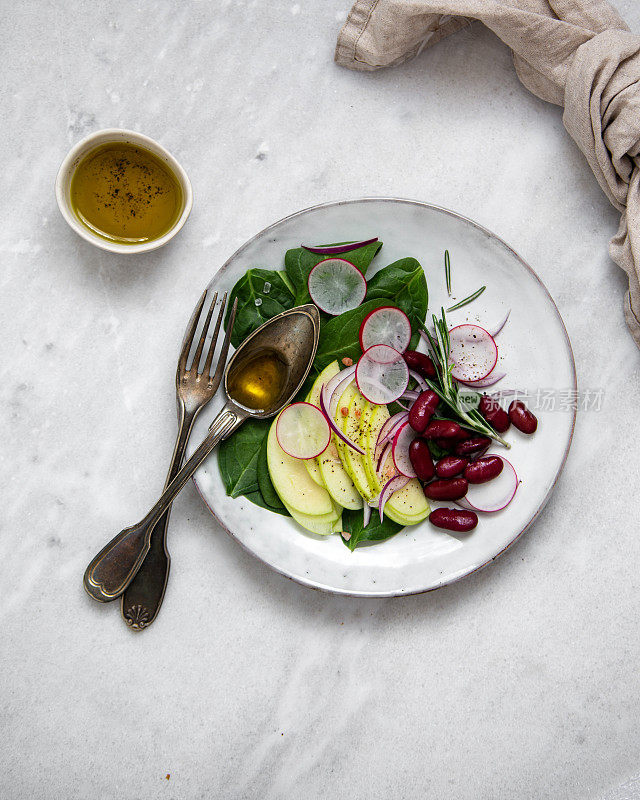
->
83 403 245 603
120 403 196 629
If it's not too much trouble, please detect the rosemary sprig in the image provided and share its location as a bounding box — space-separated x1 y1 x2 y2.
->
444 249 452 297
421 308 510 448
447 285 486 312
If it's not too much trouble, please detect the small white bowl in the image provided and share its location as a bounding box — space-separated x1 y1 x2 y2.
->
55 128 193 254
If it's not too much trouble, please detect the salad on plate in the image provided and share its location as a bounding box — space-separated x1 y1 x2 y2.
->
218 237 538 550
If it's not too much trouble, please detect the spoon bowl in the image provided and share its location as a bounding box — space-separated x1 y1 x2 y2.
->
83 302 320 603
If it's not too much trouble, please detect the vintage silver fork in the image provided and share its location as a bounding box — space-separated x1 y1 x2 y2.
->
83 290 237 618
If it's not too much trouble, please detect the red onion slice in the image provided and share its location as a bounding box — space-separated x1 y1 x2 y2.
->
318 387 365 455
408 369 429 392
322 365 357 418
456 456 518 512
376 441 392 473
448 324 498 382
487 310 511 338
392 420 418 478
301 237 378 255
378 475 410 521
363 501 372 528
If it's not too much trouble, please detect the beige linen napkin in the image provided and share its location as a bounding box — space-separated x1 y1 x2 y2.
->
335 0 640 348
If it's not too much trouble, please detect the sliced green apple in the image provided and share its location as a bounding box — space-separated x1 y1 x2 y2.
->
386 478 430 524
338 388 376 502
303 361 340 488
318 439 363 510
283 500 342 535
267 415 334 516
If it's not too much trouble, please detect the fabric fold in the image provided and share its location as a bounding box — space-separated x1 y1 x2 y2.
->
335 0 640 349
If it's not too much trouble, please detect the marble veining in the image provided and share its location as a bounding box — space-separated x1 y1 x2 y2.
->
1 1 640 799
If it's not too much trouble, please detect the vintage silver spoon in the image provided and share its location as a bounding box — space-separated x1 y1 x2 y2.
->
83 303 320 604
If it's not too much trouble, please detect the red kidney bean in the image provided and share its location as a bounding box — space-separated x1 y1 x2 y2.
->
408 390 440 433
403 350 436 379
429 507 478 532
454 436 491 459
409 438 435 482
464 455 504 484
435 455 468 478
433 438 454 452
423 477 468 500
479 394 510 433
508 400 538 434
423 420 462 440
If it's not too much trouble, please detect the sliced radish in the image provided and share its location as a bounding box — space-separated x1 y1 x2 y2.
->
302 237 378 256
276 403 330 460
449 324 498 382
487 310 510 338
456 456 518 513
318 386 365 455
308 258 366 316
378 475 410 521
457 370 506 388
392 421 418 478
356 346 409 405
359 306 412 353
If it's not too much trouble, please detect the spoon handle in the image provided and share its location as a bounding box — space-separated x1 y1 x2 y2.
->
83 404 245 603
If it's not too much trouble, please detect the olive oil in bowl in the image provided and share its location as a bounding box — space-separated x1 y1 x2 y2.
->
70 142 183 245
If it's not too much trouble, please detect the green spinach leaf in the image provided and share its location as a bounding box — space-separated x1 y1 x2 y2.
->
365 257 429 331
284 240 383 305
225 268 294 348
218 418 270 498
341 508 403 551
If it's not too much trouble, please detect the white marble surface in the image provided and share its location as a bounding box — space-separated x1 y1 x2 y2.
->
2 1 640 798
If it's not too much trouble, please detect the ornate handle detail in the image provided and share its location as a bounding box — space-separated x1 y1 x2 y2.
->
83 403 245 604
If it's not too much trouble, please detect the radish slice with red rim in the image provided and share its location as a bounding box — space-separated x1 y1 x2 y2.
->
449 324 498 382
392 420 418 478
359 306 412 353
308 259 366 316
318 387 365 455
302 238 378 256
378 475 410 521
356 345 409 405
276 403 331 460
456 456 518 512
457 370 506 388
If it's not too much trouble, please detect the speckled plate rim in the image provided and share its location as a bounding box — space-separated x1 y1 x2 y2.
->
191 197 577 598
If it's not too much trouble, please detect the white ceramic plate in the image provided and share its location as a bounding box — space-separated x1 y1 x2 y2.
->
188 198 576 597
